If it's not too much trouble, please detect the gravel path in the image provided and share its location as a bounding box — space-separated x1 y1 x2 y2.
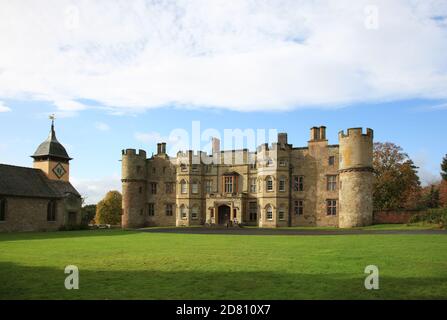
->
138 227 447 236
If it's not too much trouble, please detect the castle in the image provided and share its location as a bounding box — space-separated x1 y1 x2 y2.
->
121 126 373 229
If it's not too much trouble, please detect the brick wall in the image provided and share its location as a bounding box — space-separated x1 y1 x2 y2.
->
373 210 425 224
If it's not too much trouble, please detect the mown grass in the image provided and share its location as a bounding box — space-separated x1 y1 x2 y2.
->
0 229 446 299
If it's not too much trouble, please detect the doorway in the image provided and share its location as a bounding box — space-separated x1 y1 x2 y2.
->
218 205 230 225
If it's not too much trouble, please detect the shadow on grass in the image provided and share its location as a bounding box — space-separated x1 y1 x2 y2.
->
0 262 446 300
0 229 137 242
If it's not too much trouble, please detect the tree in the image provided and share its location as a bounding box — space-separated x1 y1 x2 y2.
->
441 154 447 181
81 204 97 225
373 142 422 210
95 191 122 225
421 185 440 209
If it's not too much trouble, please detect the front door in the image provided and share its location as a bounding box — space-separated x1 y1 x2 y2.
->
218 205 230 225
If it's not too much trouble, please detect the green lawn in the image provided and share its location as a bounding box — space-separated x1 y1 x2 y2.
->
0 229 446 299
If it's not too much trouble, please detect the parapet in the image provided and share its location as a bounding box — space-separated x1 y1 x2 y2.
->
339 128 373 139
122 149 147 158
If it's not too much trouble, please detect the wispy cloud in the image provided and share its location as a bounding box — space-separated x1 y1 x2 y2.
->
71 174 121 204
1 1 447 112
0 101 11 112
95 121 110 131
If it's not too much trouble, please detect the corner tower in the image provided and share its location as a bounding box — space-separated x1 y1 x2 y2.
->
121 149 147 229
338 128 374 228
31 116 72 182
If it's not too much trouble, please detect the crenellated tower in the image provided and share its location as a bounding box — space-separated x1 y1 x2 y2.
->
338 128 374 228
121 149 147 229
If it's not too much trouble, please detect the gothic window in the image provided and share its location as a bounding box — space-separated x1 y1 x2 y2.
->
266 205 273 220
278 206 285 220
150 182 157 194
165 182 174 194
279 159 287 167
180 205 187 219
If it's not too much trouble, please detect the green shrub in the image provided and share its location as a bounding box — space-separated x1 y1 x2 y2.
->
410 208 447 228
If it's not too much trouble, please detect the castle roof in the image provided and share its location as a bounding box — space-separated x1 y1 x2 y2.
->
31 120 72 161
0 164 80 199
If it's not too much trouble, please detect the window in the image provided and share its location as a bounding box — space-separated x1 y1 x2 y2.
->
205 180 212 193
266 176 273 192
329 156 335 166
205 165 211 173
191 206 199 220
249 162 256 169
278 207 285 220
163 167 166 174
165 204 173 216
147 203 155 216
150 182 157 194
192 165 199 172
152 167 156 174
249 202 257 221
250 178 257 193
165 182 174 194
180 180 187 194
294 200 304 215
233 209 237 219
180 206 187 219
192 181 199 194
279 177 286 192
0 198 6 221
181 164 187 172
279 159 287 167
224 176 233 193
266 159 273 167
266 205 273 220
139 186 142 194
294 176 304 191
47 200 57 221
327 175 337 191
327 200 337 216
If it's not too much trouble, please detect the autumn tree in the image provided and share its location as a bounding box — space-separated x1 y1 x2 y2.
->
95 191 122 225
81 204 97 225
373 142 421 210
441 154 447 181
421 185 440 209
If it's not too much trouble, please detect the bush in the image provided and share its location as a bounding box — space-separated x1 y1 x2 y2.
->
409 208 447 228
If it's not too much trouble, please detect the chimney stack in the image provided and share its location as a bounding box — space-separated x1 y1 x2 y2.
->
212 137 220 154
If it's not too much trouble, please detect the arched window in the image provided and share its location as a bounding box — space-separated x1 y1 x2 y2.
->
266 205 273 220
47 200 57 221
180 180 187 194
0 198 6 221
191 205 199 220
266 176 273 192
180 205 187 219
191 180 199 194
279 176 286 192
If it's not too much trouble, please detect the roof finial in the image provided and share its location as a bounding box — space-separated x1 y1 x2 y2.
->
48 114 56 140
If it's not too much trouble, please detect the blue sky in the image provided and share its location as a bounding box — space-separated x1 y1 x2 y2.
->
1 1 447 203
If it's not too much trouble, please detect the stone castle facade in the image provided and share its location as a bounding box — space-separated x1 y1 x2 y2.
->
121 126 373 229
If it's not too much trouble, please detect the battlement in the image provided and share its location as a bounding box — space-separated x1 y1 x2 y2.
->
122 149 147 158
339 128 373 139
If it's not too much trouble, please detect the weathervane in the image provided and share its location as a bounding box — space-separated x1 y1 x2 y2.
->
49 114 55 126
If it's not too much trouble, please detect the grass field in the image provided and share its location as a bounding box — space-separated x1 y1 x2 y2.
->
0 229 446 299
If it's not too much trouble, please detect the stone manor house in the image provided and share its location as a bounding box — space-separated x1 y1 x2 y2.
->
121 126 374 228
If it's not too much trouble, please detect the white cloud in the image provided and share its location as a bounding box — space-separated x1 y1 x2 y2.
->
412 151 441 186
71 175 121 205
0 1 447 112
95 121 110 131
0 101 11 112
